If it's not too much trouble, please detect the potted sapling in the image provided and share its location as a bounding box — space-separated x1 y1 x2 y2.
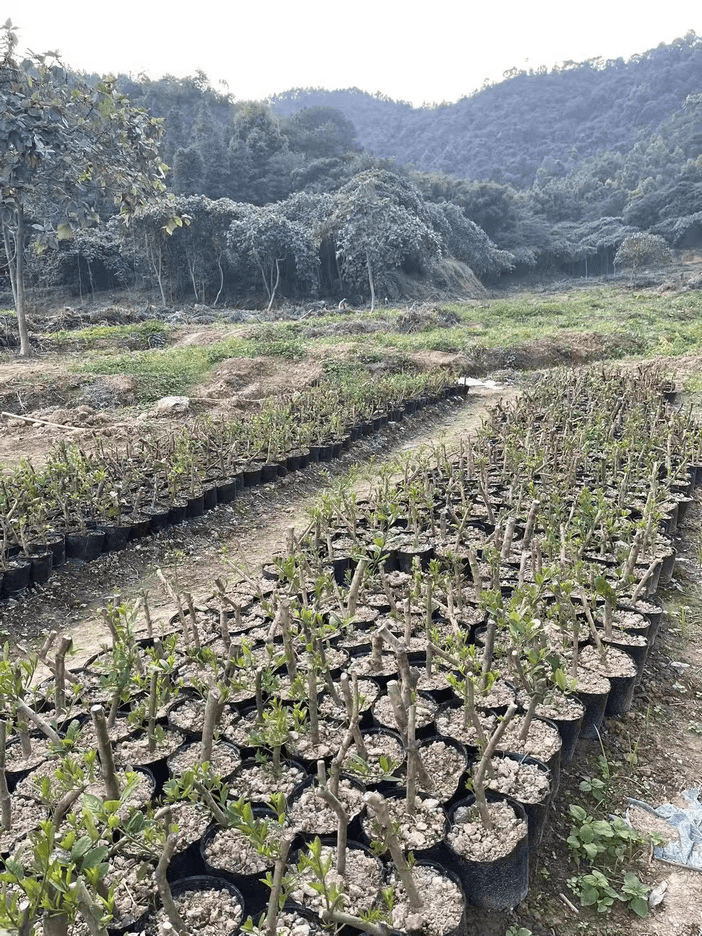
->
233 699 308 802
445 700 531 911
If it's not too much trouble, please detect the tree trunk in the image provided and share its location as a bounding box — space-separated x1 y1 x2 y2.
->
16 205 30 357
187 252 199 302
267 258 283 313
366 250 375 313
1 217 17 309
213 253 224 307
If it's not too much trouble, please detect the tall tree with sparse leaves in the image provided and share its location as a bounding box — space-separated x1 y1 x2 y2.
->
0 20 167 354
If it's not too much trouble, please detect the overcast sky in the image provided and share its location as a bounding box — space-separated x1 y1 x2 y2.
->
5 0 701 107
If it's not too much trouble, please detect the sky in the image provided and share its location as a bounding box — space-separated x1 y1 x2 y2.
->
4 0 701 107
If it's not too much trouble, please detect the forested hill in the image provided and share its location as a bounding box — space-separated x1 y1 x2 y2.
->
269 34 702 188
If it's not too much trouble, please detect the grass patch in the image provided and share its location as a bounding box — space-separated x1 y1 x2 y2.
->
67 285 702 402
52 321 172 349
72 330 307 402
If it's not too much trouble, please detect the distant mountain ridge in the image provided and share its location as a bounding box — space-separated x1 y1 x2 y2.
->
269 33 702 188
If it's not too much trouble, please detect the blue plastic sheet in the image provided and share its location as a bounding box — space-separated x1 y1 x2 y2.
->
627 789 702 869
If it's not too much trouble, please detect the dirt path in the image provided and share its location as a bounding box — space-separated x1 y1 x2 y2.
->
0 384 512 665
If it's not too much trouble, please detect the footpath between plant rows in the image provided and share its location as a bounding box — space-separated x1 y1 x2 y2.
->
0 382 510 654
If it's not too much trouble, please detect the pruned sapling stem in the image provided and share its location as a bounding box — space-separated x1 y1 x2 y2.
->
279 602 297 681
219 600 230 655
15 699 61 744
501 516 517 560
387 680 408 738
340 673 367 761
472 702 519 831
480 619 496 693
579 596 606 659
148 669 159 754
317 760 349 876
0 720 11 830
69 880 107 936
518 678 547 743
141 590 154 640
200 687 222 764
378 563 397 615
265 832 294 936
620 530 644 585
523 500 540 548
321 909 387 936
308 666 319 745
156 570 190 645
346 557 369 618
16 711 32 759
406 702 418 815
90 705 120 801
155 833 187 936
315 639 342 706
365 793 423 910
632 559 661 603
184 593 201 649
54 636 72 717
467 547 482 595
370 631 384 670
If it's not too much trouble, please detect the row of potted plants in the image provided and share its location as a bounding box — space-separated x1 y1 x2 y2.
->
0 365 694 936
0 370 469 599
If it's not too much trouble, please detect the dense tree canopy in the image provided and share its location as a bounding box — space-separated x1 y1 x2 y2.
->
0 20 167 352
6 30 702 312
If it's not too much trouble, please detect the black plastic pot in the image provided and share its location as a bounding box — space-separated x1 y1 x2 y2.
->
604 668 637 716
167 876 245 936
488 751 552 850
360 787 449 864
676 496 694 527
166 693 206 740
29 551 53 586
101 523 132 554
64 529 104 562
341 726 406 793
128 514 151 539
107 870 156 936
168 500 189 525
602 634 648 685
261 463 279 483
445 792 529 911
200 815 276 917
415 733 470 808
290 836 386 925
216 477 239 504
168 738 241 784
202 484 218 511
243 464 262 487
186 491 205 518
113 728 185 796
229 756 308 806
288 773 366 843
658 548 677 586
371 690 438 741
144 504 171 533
402 859 468 936
575 675 611 740
396 543 434 573
167 827 209 884
541 701 584 766
42 533 66 568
